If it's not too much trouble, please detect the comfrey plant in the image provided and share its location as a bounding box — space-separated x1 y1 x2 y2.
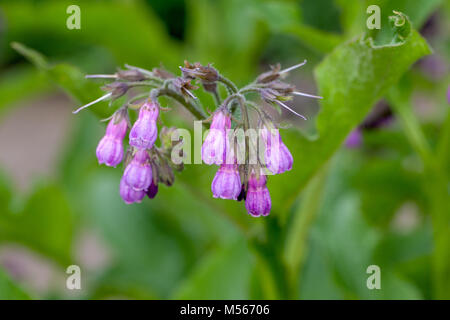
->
73 61 321 217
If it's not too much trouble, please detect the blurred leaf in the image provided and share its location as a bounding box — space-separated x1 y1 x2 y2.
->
352 158 425 227
11 42 47 69
334 0 366 37
185 0 269 82
283 24 343 54
0 268 31 300
270 12 432 215
0 67 51 117
298 151 425 299
0 182 74 265
12 42 110 118
2 0 181 69
74 170 239 298
366 0 443 33
172 239 253 299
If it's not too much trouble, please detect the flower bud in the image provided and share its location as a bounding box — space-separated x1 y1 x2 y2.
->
129 101 159 149
102 82 129 99
120 176 146 204
181 61 219 82
202 110 231 165
123 149 152 191
172 77 198 100
158 159 175 186
211 164 241 200
146 178 159 199
117 69 146 81
96 115 128 167
245 173 271 217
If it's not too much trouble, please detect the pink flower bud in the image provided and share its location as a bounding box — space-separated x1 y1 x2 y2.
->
202 110 231 165
129 101 159 149
119 177 146 204
211 164 241 200
96 116 128 167
123 149 152 191
245 174 271 217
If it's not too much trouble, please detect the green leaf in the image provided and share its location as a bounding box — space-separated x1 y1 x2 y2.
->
282 24 343 54
2 0 180 69
0 67 51 118
172 239 253 299
12 42 110 119
0 182 74 265
0 268 31 300
270 12 432 214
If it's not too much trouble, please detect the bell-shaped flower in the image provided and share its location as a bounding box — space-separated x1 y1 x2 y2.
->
129 101 159 149
245 173 271 217
123 149 152 191
202 109 231 165
96 115 128 167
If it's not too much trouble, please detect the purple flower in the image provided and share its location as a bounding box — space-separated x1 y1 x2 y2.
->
245 173 271 217
447 85 450 104
129 101 159 149
119 177 146 204
146 178 159 199
345 128 362 148
261 127 293 174
123 149 152 191
211 164 241 200
96 115 128 167
202 110 231 165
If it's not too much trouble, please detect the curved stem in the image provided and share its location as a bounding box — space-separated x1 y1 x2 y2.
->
156 88 207 120
218 75 239 93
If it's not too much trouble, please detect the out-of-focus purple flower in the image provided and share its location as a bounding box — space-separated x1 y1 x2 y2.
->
129 101 159 149
419 55 447 80
261 127 293 174
202 109 231 165
345 128 362 148
119 177 146 204
123 149 152 191
447 85 450 104
211 164 241 200
146 179 159 199
245 173 271 217
96 115 128 167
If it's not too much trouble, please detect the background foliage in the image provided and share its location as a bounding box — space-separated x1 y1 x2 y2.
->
0 0 448 299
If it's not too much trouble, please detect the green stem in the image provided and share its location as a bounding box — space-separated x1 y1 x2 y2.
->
388 88 450 299
218 75 239 94
283 164 329 299
387 89 432 164
156 88 207 120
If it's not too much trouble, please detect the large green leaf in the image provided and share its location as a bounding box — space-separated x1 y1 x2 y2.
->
269 12 432 214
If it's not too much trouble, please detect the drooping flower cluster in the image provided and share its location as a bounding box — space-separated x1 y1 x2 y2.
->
94 100 178 204
75 61 322 217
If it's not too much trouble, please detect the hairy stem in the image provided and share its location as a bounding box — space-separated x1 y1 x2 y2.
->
156 88 207 120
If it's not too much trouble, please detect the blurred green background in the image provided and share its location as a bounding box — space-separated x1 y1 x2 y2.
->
0 0 449 300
